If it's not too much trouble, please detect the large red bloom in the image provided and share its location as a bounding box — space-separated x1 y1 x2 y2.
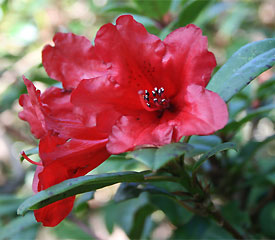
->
42 15 227 154
19 77 110 227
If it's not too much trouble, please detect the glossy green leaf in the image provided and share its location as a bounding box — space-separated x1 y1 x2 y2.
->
127 143 192 170
17 171 149 216
192 142 238 172
207 38 275 102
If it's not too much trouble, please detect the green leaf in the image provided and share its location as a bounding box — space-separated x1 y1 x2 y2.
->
74 191 94 212
171 215 209 239
133 0 171 19
150 194 193 226
101 3 139 14
0 213 39 240
259 202 275 238
172 0 212 28
114 182 172 203
17 171 149 216
192 142 238 172
207 38 275 102
104 192 155 239
266 172 275 185
0 80 26 113
222 104 275 134
127 143 192 170
0 195 26 217
52 220 93 240
187 135 222 157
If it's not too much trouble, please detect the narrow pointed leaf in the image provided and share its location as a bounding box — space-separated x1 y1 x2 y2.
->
17 171 149 216
207 38 275 102
192 142 238 172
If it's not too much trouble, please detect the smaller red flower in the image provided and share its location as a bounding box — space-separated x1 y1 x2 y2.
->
19 77 110 227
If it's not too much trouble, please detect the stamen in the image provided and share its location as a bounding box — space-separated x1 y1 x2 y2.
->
21 151 43 166
139 87 169 112
158 89 162 96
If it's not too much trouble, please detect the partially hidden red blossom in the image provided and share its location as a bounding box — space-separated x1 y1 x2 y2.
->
19 77 110 227
42 15 228 154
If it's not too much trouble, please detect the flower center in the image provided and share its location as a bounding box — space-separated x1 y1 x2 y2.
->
139 87 170 112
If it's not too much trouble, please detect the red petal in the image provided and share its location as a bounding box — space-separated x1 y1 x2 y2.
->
18 76 46 138
34 197 75 227
94 15 173 94
39 134 109 167
32 164 43 193
71 77 140 134
34 161 74 227
107 114 173 154
170 85 228 141
42 33 107 90
163 24 216 91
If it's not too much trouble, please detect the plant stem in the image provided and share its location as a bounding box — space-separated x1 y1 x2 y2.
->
183 136 191 143
208 207 245 240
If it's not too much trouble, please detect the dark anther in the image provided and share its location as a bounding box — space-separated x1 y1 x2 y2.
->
145 90 149 95
146 103 151 107
154 87 158 92
160 87 164 92
161 99 166 103
153 98 158 102
152 90 156 96
144 95 149 101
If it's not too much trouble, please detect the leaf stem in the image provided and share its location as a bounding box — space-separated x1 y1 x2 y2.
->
183 136 191 143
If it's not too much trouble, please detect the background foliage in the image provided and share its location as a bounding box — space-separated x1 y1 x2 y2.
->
0 0 274 239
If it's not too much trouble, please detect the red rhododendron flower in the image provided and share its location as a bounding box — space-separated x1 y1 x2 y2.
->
19 77 110 227
42 15 227 154
19 15 228 227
